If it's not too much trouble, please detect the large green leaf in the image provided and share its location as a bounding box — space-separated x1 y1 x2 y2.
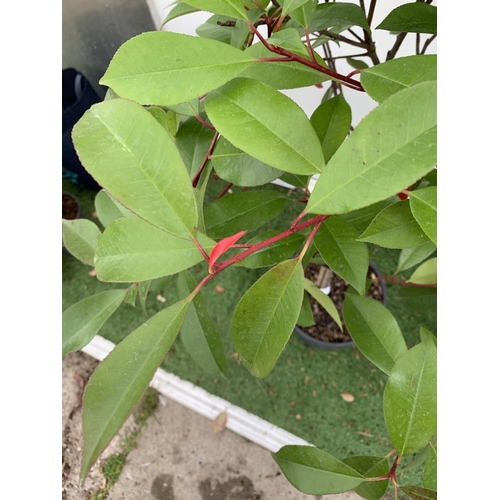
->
204 190 292 239
62 290 127 356
289 0 318 28
409 186 437 245
303 277 342 329
100 32 254 106
342 456 390 500
297 291 315 327
358 201 430 249
211 137 282 186
95 217 215 282
72 99 197 238
206 78 324 175
408 258 437 285
310 94 352 163
396 241 436 273
94 190 135 228
62 219 101 266
307 2 370 33
396 286 437 312
361 55 437 103
272 445 365 495
383 338 437 457
343 294 407 375
306 81 437 215
314 216 368 295
182 0 248 19
377 3 437 34
81 299 189 482
400 485 437 500
231 258 303 378
281 0 309 16
177 271 226 377
423 445 437 491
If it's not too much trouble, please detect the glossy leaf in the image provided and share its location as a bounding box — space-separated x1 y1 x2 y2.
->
383 338 437 457
377 3 437 34
211 137 282 186
162 3 199 26
62 290 127 356
396 286 437 312
231 259 303 378
204 190 291 239
266 29 309 57
314 216 368 295
341 198 398 234
100 32 254 106
177 271 227 376
182 0 248 19
303 277 342 329
408 258 437 285
72 99 197 238
308 2 370 33
197 15 234 44
307 81 437 216
343 294 407 375
272 445 365 495
361 55 437 103
342 456 390 500
282 0 309 16
297 292 315 327
420 327 437 346
289 0 318 28
62 219 101 266
409 186 437 245
94 189 134 228
138 280 151 317
81 299 189 482
206 78 324 175
358 201 430 249
209 230 246 272
423 445 437 491
95 217 215 282
396 241 436 273
400 485 437 500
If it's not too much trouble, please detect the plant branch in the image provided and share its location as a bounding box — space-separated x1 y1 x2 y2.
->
195 114 215 130
348 28 365 43
386 32 407 61
367 0 377 26
421 34 437 54
416 33 421 55
298 218 324 260
304 28 316 62
193 236 210 262
192 132 219 188
318 29 369 49
215 182 233 200
378 276 437 289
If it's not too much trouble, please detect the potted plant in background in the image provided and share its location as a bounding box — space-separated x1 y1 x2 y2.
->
62 1 437 498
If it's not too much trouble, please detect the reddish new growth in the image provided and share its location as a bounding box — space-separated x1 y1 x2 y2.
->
209 231 247 273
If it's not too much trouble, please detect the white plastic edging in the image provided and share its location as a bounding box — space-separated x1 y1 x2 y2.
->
82 335 311 453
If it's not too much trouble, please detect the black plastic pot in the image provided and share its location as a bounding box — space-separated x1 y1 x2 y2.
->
294 262 387 350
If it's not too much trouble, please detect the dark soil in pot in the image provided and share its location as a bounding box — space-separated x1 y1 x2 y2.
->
62 192 81 220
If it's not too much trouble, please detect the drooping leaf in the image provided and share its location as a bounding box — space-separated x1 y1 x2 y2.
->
342 456 390 500
341 197 398 234
206 78 325 175
383 338 437 457
419 327 437 346
209 230 246 272
272 445 365 495
62 219 101 266
231 18 253 49
138 280 151 317
94 190 134 228
377 3 437 34
124 284 138 307
177 271 227 376
399 485 437 500
358 201 430 249
204 190 292 239
162 2 200 27
361 55 437 103
231 258 304 378
396 286 437 312
409 186 437 245
343 294 407 375
297 291 315 327
307 2 370 33
314 216 368 295
62 290 127 356
181 0 248 19
95 217 215 282
306 81 437 216
346 58 369 70
303 277 342 329
72 99 197 238
81 299 189 482
100 32 254 106
396 241 436 273
408 258 437 285
423 444 437 491
289 0 318 28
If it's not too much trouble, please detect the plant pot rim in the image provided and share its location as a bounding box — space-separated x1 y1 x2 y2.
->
294 261 387 350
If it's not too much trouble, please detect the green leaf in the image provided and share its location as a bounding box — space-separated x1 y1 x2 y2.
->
358 201 430 249
81 299 189 482
197 15 234 44
167 98 201 117
204 190 291 239
280 173 310 189
361 55 437 103
383 338 437 457
400 485 437 500
272 445 365 495
62 290 127 356
62 219 101 266
72 99 197 238
95 217 215 282
343 295 407 375
94 190 134 228
346 58 369 70
400 443 431 472
266 29 309 57
342 456 390 500
396 241 436 273
124 284 138 307
314 216 368 295
231 258 303 378
297 292 315 327
148 107 180 137
420 327 437 346
138 280 151 317
282 0 309 17
423 445 437 491
177 271 227 376
303 277 342 330
310 94 352 163
308 2 370 33
162 3 200 27
341 198 398 234
181 0 248 19
237 231 306 269
377 3 437 34
100 32 254 106
211 137 283 186
409 186 437 245
206 78 324 175
306 81 437 216
289 0 318 28
408 258 437 285
396 286 437 312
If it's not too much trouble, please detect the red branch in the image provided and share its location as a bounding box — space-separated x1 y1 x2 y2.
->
192 132 219 188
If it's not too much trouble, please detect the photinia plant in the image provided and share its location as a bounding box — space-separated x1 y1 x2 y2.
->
62 1 437 498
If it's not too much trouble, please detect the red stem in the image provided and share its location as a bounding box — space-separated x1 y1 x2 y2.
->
193 237 210 262
192 132 219 188
195 114 215 130
304 28 315 62
378 276 437 289
215 182 234 200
